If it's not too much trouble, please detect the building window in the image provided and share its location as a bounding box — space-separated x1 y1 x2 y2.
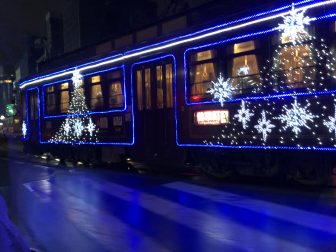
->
60 82 69 113
231 40 260 93
189 50 217 102
277 43 315 87
166 64 173 108
46 85 56 115
90 75 103 110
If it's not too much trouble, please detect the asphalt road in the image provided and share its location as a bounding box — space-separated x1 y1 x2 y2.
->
0 148 336 252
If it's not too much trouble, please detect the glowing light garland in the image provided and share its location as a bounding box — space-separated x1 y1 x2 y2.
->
234 100 254 129
207 74 233 106
254 110 275 142
22 122 27 138
19 0 336 89
323 104 336 137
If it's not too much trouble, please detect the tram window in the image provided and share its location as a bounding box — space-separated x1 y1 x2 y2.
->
231 54 260 92
109 81 124 107
156 66 164 109
136 70 143 110
46 85 56 114
166 64 173 108
91 75 103 109
189 50 217 102
231 40 260 93
278 44 315 87
145 68 151 109
30 93 38 120
60 82 69 113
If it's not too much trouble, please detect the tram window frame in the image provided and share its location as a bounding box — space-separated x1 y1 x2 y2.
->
90 75 104 110
165 63 174 108
188 49 218 102
60 82 70 113
229 40 261 95
45 85 56 115
106 69 124 108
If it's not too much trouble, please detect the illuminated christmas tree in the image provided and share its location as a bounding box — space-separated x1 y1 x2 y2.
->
49 70 99 144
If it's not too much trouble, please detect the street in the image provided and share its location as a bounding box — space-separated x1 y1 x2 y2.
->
0 150 336 252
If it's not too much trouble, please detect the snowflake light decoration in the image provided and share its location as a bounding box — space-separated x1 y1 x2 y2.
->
254 110 275 142
323 104 336 137
71 69 83 89
207 74 233 107
73 119 84 137
22 121 27 138
277 99 315 137
234 100 254 129
63 119 71 136
278 3 311 44
87 118 96 137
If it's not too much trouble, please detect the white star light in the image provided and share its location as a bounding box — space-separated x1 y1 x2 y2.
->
63 119 71 136
71 69 83 89
254 110 275 142
278 3 311 44
323 104 336 137
234 100 254 129
237 65 250 76
87 118 96 137
22 122 27 138
73 119 84 137
207 74 233 107
277 99 315 137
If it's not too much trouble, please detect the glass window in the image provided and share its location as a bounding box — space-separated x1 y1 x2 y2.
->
145 68 151 109
166 64 173 108
189 49 217 102
30 92 38 120
278 44 315 87
91 75 101 83
91 84 103 109
156 66 163 109
60 91 69 113
136 70 143 110
60 82 68 90
231 54 260 92
46 85 56 114
109 81 124 107
234 40 255 54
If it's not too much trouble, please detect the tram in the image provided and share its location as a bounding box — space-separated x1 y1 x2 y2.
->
20 0 336 183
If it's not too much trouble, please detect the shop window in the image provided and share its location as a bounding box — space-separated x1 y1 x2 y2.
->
189 50 217 102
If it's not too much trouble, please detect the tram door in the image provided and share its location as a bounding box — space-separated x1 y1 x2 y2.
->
135 60 174 158
27 89 39 141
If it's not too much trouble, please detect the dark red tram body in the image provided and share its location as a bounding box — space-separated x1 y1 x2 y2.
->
20 1 336 183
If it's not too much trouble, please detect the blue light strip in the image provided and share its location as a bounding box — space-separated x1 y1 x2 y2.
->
19 0 336 89
130 54 177 146
183 13 336 106
42 65 127 119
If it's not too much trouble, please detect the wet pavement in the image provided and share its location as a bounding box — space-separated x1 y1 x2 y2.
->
0 148 335 251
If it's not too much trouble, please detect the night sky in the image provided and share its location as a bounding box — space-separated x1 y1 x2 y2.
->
0 0 63 65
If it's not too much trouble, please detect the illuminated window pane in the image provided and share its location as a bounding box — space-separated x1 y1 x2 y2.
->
166 64 173 108
60 82 69 90
91 85 103 109
231 54 260 91
194 50 214 61
145 68 151 109
190 62 216 98
234 40 255 54
156 66 163 109
278 44 315 87
91 75 101 83
109 81 124 107
47 94 56 114
136 70 143 110
60 91 69 113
